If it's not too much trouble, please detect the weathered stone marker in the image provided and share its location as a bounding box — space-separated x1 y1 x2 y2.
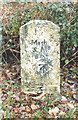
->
20 20 60 95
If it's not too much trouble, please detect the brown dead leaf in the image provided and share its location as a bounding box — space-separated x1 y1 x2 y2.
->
2 111 6 117
9 84 11 88
0 88 2 92
14 108 19 113
31 104 38 110
61 96 68 103
49 113 53 118
62 101 68 104
29 114 34 118
70 91 74 95
25 94 28 101
37 115 42 118
49 107 59 115
67 80 74 85
15 96 20 101
73 94 78 101
59 111 66 116
32 93 45 101
1 76 5 79
26 106 31 112
67 103 74 108
6 70 10 73
73 75 77 79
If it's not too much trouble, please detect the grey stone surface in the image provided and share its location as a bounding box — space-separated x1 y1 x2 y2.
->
20 20 60 94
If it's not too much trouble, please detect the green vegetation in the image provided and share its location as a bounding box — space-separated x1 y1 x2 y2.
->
1 1 77 119
2 2 77 67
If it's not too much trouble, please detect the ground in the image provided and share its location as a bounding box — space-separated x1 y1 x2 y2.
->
0 63 77 119
0 1 77 119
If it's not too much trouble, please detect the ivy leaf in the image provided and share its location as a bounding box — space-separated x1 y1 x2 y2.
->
61 57 65 61
65 59 69 64
70 68 73 70
74 42 77 47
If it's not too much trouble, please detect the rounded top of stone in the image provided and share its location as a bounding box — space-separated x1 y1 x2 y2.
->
20 20 60 30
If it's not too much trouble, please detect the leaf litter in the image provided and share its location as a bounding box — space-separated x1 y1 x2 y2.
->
0 61 77 119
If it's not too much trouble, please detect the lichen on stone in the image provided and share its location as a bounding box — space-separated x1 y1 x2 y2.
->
20 20 60 94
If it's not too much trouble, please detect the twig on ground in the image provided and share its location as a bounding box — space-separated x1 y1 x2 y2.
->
72 51 78 57
0 47 12 56
61 48 67 59
0 47 20 57
10 49 19 61
10 49 20 53
63 56 78 68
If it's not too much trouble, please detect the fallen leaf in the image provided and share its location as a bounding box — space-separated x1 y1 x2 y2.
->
63 72 67 76
25 94 29 101
29 114 34 118
74 103 77 107
19 106 25 111
15 96 20 101
2 111 6 116
9 114 12 117
32 93 45 101
49 107 59 115
42 111 46 114
2 97 5 101
6 70 9 73
37 115 42 118
70 91 74 95
65 107 68 112
70 84 75 89
64 83 70 87
21 104 24 107
0 88 2 92
67 80 74 85
67 103 74 108
31 104 38 110
13 94 20 101
10 110 13 113
49 113 53 118
61 96 68 103
13 94 16 98
1 76 5 79
73 115 77 119
9 84 11 88
61 96 67 101
73 94 78 101
14 108 19 113
7 72 12 78
73 75 77 79
59 111 66 116
26 106 31 112
31 3 34 6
